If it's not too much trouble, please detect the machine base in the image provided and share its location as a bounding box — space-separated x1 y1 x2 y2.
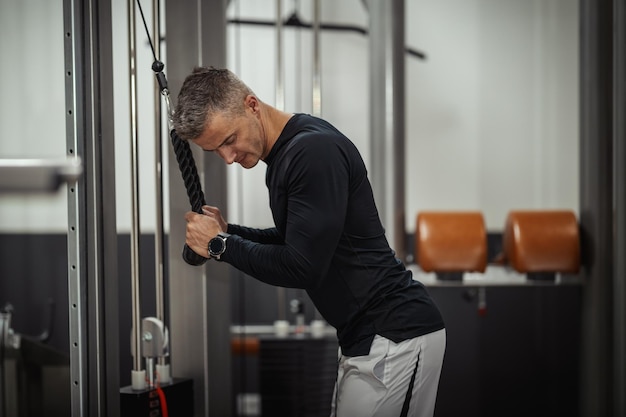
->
120 377 194 417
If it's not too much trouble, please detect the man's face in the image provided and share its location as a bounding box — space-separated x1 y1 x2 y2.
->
192 97 266 169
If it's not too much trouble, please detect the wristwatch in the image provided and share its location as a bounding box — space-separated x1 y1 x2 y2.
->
208 232 230 260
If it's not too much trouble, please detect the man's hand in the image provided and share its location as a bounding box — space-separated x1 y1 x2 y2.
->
201 205 228 231
184 210 223 257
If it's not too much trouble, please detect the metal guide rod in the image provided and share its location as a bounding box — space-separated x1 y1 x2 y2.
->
275 0 286 321
312 0 321 117
151 0 167 368
128 0 143 373
275 0 285 111
312 0 324 321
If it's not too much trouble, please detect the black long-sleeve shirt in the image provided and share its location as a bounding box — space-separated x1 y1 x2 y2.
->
221 114 444 356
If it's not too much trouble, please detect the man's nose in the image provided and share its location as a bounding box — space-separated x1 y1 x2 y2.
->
217 147 236 165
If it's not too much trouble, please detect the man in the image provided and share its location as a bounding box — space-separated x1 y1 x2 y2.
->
174 66 446 417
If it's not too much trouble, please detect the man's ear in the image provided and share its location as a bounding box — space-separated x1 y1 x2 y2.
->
245 95 259 113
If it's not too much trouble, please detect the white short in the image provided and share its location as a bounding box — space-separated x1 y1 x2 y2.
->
330 329 446 417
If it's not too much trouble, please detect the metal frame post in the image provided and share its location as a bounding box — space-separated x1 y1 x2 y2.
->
579 0 614 414
368 0 406 260
613 0 626 414
152 0 169 371
64 0 119 414
165 0 232 415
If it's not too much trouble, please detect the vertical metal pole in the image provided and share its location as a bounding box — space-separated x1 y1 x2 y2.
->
310 0 325 322
64 1 87 410
152 0 168 369
312 0 321 117
368 0 406 260
275 0 286 321
166 1 210 413
64 0 119 414
166 1 231 414
579 0 614 414
127 0 144 378
613 0 626 414
275 0 285 111
66 0 82 414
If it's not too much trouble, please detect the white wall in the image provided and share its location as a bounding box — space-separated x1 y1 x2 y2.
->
0 0 579 235
226 0 371 228
407 0 579 230
228 0 579 232
0 0 68 232
0 0 166 234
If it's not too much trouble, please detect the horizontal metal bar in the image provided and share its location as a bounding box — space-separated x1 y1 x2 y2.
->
0 158 82 193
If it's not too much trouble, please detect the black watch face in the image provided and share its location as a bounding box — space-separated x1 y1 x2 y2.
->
209 237 225 255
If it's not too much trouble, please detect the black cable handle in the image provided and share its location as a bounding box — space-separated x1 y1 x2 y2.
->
170 130 206 214
169 129 208 266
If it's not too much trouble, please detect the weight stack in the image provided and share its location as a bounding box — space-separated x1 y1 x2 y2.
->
259 335 338 417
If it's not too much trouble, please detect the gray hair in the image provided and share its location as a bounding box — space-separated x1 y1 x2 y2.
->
172 67 254 141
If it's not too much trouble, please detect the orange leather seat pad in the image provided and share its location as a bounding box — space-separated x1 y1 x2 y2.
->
416 211 487 273
503 210 580 273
